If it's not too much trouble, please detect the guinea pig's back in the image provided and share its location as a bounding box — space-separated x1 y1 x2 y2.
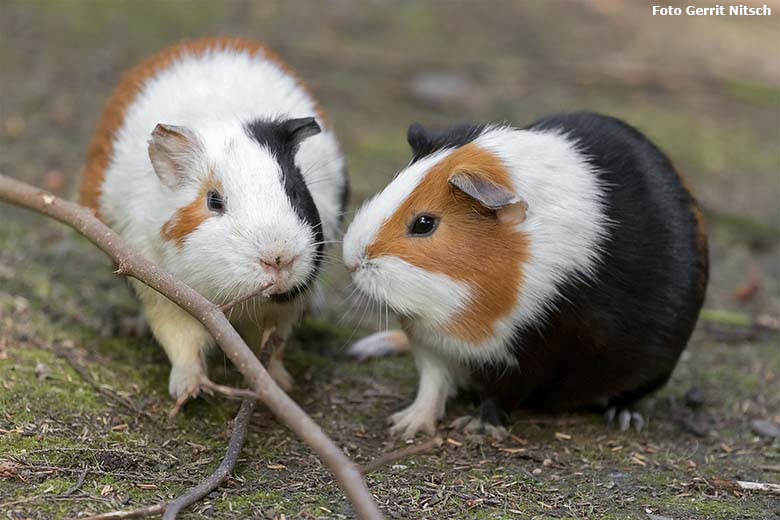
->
479 112 708 410
528 111 708 310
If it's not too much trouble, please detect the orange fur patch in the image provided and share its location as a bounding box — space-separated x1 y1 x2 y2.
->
161 176 223 247
367 144 530 343
79 36 326 217
671 165 709 292
672 165 709 269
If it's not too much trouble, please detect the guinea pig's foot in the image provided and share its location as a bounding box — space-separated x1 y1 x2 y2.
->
449 399 507 441
267 358 294 392
388 403 439 440
605 406 645 432
167 364 209 415
347 330 409 362
449 415 508 441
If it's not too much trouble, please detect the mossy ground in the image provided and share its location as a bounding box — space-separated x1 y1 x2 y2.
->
1 2 778 519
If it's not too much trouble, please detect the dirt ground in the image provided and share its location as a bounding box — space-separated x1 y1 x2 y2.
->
1 1 778 519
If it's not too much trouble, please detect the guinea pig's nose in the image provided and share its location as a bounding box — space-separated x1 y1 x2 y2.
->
259 254 296 273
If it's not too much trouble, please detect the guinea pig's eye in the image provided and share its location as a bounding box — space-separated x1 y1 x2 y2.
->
408 214 439 237
206 190 225 213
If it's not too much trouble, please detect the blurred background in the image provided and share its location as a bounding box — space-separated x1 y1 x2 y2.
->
1 1 778 518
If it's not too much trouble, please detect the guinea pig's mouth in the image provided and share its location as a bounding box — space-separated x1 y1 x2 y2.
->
265 260 320 303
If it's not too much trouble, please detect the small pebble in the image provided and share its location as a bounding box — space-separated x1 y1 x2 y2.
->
751 419 780 438
532 468 542 475
680 416 708 437
683 386 705 409
34 362 51 381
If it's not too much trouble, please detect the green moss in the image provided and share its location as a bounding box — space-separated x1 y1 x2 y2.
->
705 209 780 247
699 309 753 327
642 493 769 519
722 78 780 106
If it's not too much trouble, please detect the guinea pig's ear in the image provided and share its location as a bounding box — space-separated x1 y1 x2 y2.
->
282 117 321 152
148 124 204 189
407 122 431 154
449 172 528 225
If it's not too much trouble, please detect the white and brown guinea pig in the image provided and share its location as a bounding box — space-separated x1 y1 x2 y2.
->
343 112 708 439
80 37 347 401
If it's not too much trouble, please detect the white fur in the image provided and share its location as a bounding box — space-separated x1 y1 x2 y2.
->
472 127 609 353
343 125 609 435
350 256 471 329
388 346 466 439
98 44 345 397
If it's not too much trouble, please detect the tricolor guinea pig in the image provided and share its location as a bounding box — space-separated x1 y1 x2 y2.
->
343 112 708 439
80 37 347 401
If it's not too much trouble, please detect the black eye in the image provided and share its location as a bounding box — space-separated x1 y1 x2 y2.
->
206 190 225 213
409 214 438 236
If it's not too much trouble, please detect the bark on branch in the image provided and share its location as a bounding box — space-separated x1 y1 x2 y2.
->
0 174 382 520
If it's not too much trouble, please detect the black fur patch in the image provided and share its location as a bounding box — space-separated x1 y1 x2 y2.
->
246 117 324 302
466 112 708 415
407 121 490 163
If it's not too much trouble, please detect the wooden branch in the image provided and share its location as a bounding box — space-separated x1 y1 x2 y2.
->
0 174 382 520
163 398 255 519
711 478 780 495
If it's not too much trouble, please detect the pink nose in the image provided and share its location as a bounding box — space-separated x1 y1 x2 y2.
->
259 255 296 273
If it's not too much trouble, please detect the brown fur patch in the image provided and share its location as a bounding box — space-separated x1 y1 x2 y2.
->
161 176 223 247
671 164 709 293
366 143 530 343
79 36 326 217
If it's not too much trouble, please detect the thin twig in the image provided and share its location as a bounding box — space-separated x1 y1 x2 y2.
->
199 378 257 401
76 398 255 520
64 466 88 496
163 398 255 519
219 282 273 313
360 437 443 475
56 347 156 422
711 478 780 495
77 503 166 520
7 461 195 483
0 174 382 519
167 376 257 418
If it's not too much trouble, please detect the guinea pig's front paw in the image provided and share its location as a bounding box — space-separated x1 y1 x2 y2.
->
168 363 207 401
388 403 439 439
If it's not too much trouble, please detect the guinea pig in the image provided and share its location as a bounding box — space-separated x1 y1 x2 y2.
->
343 111 708 439
80 37 347 402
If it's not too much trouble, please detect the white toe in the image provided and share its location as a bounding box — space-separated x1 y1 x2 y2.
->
618 409 632 431
168 363 205 399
